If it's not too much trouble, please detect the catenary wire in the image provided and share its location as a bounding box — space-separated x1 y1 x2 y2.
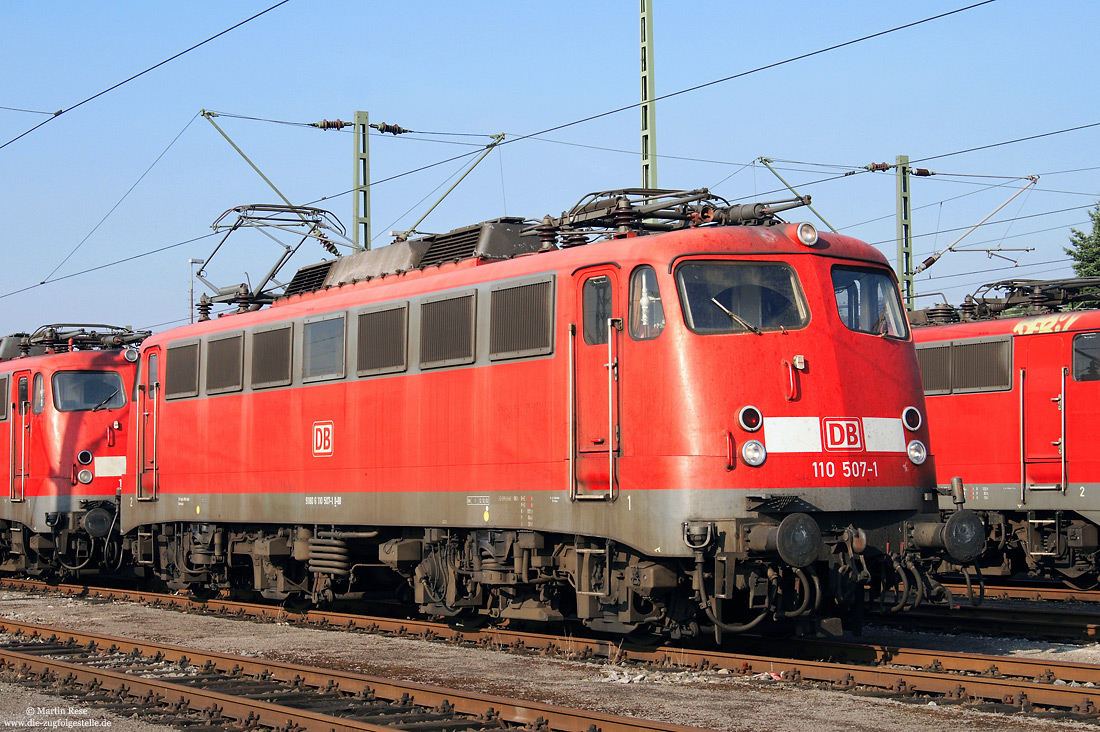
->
0 1 290 152
0 232 220 301
42 112 201 282
307 1 997 205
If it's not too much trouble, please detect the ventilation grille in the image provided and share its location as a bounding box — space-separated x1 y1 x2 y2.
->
358 306 407 375
421 294 475 368
490 280 554 360
284 261 335 297
252 327 292 388
917 338 1012 394
165 343 200 399
418 228 482 268
953 339 1011 392
206 334 243 393
916 344 951 395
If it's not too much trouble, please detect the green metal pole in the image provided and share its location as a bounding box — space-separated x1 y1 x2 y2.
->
896 154 914 308
353 111 370 250
640 0 657 189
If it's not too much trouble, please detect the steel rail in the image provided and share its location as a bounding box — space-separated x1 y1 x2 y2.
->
3 580 1100 713
0 619 708 732
940 582 1100 604
871 603 1100 640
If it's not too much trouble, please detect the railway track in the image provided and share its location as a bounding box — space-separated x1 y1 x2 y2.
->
0 618 708 732
1 579 1099 721
940 582 1100 604
871 602 1100 640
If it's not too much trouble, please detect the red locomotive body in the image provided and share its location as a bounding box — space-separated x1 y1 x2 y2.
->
913 283 1100 585
0 191 985 636
0 326 143 574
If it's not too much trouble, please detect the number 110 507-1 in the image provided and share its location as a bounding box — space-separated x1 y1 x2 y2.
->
812 461 879 478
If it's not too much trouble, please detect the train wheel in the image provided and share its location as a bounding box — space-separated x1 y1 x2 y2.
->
1063 574 1099 591
189 586 217 601
446 613 489 631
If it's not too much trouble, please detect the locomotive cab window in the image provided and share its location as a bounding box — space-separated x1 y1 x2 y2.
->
17 376 28 414
831 266 908 339
1073 332 1100 382
53 371 126 412
629 266 665 341
676 262 807 334
0 376 7 420
582 276 615 345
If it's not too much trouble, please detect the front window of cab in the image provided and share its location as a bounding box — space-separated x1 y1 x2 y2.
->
676 262 809 334
53 371 126 412
831 266 909 339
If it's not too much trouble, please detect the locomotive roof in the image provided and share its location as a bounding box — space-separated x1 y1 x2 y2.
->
0 324 147 368
148 218 891 347
912 307 1100 342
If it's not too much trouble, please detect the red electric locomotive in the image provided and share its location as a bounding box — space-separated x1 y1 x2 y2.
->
0 324 147 576
913 278 1100 587
1 190 984 638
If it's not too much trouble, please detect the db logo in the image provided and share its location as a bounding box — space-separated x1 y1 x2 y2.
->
312 421 334 457
823 418 863 451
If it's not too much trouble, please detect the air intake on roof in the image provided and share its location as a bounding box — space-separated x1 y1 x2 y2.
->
284 261 335 297
311 218 540 287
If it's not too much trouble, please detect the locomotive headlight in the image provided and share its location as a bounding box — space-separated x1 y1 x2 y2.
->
796 222 818 246
907 440 927 465
741 440 767 467
902 406 922 431
76 469 93 485
77 450 93 466
123 348 139 363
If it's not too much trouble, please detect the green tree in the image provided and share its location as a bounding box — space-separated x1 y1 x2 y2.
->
1065 200 1100 277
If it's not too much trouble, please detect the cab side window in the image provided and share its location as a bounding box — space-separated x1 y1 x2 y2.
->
1073 332 1100 382
32 373 45 415
629 266 665 341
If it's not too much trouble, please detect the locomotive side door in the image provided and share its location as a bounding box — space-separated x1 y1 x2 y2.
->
9 371 30 501
1022 334 1065 492
137 348 160 500
571 268 621 500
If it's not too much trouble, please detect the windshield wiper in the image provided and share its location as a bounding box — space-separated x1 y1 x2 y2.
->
91 388 120 412
710 298 762 335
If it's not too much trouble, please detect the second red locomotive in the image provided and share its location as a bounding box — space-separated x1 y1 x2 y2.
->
913 278 1100 587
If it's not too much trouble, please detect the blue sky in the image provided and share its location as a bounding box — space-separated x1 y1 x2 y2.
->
1 1 1097 335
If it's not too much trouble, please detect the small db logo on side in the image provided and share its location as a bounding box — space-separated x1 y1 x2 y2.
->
312 421 334 457
823 418 863 451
